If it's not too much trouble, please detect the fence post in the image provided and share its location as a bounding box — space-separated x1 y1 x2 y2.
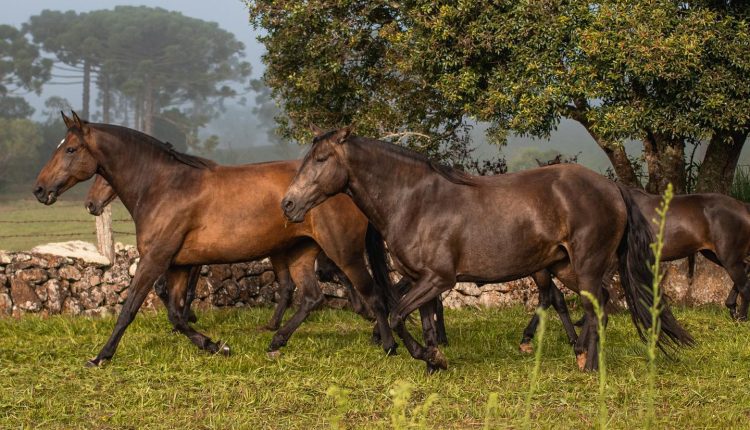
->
96 206 115 264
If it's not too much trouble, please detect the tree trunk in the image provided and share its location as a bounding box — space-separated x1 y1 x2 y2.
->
82 59 91 119
591 135 640 188
101 72 111 123
565 102 641 187
143 79 154 135
643 132 686 194
695 131 748 194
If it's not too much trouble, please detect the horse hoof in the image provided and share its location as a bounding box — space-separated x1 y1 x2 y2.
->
385 345 398 356
576 353 587 371
426 364 442 375
427 348 448 370
217 344 231 356
519 342 534 354
267 350 282 360
85 358 100 368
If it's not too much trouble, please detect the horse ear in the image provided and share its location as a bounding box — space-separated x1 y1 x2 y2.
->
61 111 74 129
333 125 354 144
71 111 90 134
309 124 325 136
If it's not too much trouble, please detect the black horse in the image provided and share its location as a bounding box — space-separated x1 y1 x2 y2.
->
282 127 693 372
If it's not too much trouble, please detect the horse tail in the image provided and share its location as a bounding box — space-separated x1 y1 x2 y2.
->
364 223 400 311
616 183 695 352
687 254 696 284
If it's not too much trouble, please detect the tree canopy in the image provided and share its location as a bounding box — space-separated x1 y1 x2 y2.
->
248 0 750 192
0 24 52 119
26 7 252 150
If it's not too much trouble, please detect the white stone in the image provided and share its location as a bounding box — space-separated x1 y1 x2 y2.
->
128 259 139 277
454 282 481 296
0 250 11 264
31 241 110 265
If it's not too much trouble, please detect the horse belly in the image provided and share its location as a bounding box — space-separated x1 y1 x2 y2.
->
172 220 303 265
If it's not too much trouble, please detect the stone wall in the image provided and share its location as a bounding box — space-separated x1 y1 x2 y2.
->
0 247 736 318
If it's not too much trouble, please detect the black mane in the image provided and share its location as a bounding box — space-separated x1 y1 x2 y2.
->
91 123 216 170
310 130 478 186
357 136 478 186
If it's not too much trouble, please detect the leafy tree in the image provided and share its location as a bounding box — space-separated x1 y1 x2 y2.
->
247 1 480 167
25 10 107 119
0 24 52 119
249 1 750 193
27 7 252 145
0 118 43 187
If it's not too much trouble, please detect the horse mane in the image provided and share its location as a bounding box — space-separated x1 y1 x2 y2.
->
312 131 478 186
91 123 217 170
361 136 478 186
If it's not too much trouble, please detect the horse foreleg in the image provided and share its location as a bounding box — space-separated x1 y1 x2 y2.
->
86 252 171 367
392 274 453 373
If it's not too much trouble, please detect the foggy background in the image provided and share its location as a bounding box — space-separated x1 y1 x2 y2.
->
2 0 745 186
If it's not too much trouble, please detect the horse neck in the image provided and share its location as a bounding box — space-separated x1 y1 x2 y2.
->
342 139 437 234
89 127 185 219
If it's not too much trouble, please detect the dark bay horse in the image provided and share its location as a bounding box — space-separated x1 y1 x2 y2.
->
84 174 374 333
34 112 399 367
521 190 750 350
282 127 693 372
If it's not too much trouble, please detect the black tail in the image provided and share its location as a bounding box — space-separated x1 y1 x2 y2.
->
616 184 694 352
687 254 695 283
364 223 401 312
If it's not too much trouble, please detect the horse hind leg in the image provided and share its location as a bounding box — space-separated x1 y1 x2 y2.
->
165 266 229 356
262 255 295 331
520 270 554 353
182 266 200 324
724 263 750 321
267 244 324 355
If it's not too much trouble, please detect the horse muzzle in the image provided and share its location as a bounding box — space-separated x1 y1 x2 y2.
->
33 186 58 205
281 198 305 223
85 201 103 216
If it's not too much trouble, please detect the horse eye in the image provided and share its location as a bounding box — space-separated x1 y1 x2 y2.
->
66 147 77 154
315 155 328 163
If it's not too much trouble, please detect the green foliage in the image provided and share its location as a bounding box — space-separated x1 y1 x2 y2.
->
0 118 43 187
646 183 674 428
729 165 750 202
249 1 750 191
522 308 547 429
246 0 479 166
581 291 608 430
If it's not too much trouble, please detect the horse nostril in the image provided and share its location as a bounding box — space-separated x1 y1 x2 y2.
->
283 199 295 211
33 186 43 196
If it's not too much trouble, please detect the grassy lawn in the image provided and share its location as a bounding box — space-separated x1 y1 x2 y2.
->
0 306 747 429
0 195 135 251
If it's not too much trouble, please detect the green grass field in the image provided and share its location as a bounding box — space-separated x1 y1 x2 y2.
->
0 306 748 429
0 195 135 251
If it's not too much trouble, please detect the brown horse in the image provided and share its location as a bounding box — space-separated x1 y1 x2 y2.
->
84 174 374 332
521 190 750 349
34 112 400 367
282 127 693 372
